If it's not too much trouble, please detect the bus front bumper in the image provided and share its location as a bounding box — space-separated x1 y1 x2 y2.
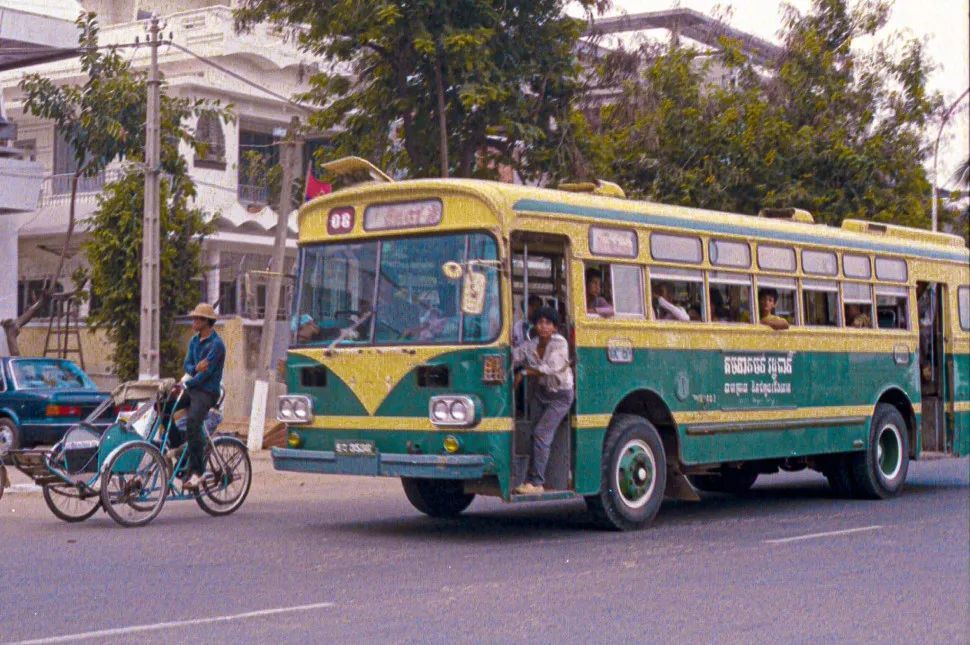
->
271 447 492 479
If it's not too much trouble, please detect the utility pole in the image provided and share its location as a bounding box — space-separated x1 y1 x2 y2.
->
249 116 302 452
138 14 162 380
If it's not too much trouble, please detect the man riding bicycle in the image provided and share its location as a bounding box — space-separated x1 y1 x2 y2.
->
178 303 226 489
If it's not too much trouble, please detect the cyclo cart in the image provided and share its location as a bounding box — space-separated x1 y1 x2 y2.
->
5 379 252 527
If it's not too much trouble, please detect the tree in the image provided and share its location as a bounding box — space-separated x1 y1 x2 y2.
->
2 14 151 354
233 0 607 182
72 25 229 380
83 171 212 381
589 0 942 228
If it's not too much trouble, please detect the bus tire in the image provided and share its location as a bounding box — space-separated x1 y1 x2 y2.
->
401 478 474 518
849 404 909 499
586 414 666 531
688 467 758 495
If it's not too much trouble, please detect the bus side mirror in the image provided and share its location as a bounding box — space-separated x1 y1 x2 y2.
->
461 271 486 315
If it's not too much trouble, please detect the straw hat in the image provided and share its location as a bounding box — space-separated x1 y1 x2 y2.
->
188 303 218 320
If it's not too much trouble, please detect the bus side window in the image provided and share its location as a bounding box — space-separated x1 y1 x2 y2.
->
959 286 970 331
757 278 798 325
708 272 752 323
651 268 703 322
802 280 839 326
842 282 874 328
584 263 614 316
876 286 910 330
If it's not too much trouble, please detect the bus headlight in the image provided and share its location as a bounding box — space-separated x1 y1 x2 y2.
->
428 395 478 428
278 395 314 424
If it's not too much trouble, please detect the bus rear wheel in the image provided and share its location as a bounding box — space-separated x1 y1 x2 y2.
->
849 404 909 499
586 414 666 531
401 478 474 518
688 467 758 495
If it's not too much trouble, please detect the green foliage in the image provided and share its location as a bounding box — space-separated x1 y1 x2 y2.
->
234 0 607 181
589 0 942 228
84 173 212 381
50 15 230 379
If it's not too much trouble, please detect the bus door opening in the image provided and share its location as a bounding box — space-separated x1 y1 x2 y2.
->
510 233 574 492
917 282 951 453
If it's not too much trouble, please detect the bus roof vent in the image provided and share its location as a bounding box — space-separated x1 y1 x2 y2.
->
321 156 394 186
841 219 968 249
758 207 814 224
558 180 626 199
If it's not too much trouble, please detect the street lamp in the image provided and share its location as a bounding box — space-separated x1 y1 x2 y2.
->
931 87 969 232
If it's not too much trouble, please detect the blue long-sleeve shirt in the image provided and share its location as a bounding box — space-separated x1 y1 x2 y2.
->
183 330 226 395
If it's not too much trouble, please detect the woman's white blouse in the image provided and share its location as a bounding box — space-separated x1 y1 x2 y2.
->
512 333 573 392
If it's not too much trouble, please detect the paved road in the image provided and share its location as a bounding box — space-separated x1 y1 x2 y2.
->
1 455 967 643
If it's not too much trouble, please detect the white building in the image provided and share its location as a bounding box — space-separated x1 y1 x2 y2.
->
0 0 324 419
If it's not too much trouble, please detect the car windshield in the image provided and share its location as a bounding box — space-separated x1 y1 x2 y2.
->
293 232 501 347
11 359 96 390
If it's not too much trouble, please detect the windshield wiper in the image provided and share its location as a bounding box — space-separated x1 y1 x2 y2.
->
327 311 374 349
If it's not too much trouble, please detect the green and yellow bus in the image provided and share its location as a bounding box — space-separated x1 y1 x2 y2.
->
272 158 970 530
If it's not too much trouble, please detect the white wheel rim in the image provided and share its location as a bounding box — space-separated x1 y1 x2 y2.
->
0 427 13 453
876 423 903 480
614 438 657 509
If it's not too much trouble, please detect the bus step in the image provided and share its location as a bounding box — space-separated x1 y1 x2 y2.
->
508 490 579 503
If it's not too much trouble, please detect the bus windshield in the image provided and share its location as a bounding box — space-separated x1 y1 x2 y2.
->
293 232 501 347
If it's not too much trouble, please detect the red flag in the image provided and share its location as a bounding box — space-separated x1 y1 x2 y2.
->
305 164 332 201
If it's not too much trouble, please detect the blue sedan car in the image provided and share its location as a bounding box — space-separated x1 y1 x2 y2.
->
0 357 111 455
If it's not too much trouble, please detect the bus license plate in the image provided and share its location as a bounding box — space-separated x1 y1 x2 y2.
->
334 440 376 457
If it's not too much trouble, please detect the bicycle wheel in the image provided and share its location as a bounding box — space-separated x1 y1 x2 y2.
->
43 483 101 522
100 442 168 527
195 436 252 517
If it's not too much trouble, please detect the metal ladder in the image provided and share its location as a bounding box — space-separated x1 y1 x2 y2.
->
43 293 85 369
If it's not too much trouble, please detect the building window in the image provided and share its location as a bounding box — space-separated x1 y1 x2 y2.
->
238 129 278 204
17 279 63 318
194 113 226 169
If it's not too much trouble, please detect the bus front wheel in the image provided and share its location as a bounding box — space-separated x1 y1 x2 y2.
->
586 414 666 531
401 478 475 518
849 404 909 499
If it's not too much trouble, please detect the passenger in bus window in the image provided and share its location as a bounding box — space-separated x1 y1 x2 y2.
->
845 303 872 328
652 281 690 321
512 306 574 495
585 268 614 317
758 288 790 330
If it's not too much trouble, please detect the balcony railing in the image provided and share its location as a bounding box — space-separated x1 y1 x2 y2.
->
237 183 270 205
39 169 125 207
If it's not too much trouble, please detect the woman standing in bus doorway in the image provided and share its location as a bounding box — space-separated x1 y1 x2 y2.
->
512 307 574 494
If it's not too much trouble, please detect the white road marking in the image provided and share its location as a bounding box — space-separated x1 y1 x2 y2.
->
765 525 883 545
10 602 336 644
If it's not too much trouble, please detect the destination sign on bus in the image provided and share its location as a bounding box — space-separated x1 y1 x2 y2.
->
364 199 442 231
589 226 638 258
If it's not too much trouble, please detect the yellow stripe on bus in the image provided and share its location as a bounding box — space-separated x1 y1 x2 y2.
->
954 401 970 413
302 416 513 432
574 405 879 429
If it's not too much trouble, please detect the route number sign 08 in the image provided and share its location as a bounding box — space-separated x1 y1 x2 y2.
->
327 206 355 235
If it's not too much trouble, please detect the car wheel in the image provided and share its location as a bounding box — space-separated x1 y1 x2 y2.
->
0 418 20 462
